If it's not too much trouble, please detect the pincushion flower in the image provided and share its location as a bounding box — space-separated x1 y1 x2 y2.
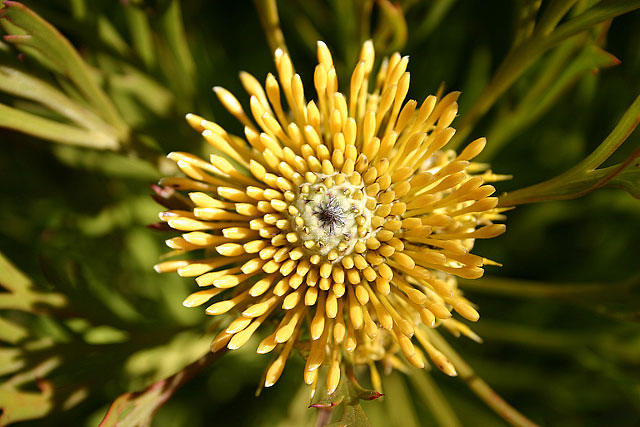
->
154 40 506 397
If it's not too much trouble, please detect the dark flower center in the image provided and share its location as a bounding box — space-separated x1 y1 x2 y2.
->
313 196 345 235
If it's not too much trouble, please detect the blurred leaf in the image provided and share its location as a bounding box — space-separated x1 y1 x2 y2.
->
124 331 211 389
0 1 128 138
99 350 223 427
373 0 408 54
408 0 456 47
0 64 115 135
408 368 462 427
483 44 621 160
0 318 27 344
0 102 120 149
124 3 156 70
0 378 54 426
605 153 640 198
75 195 159 237
382 371 419 427
513 0 543 47
426 330 541 427
452 0 640 147
0 252 65 425
533 0 579 37
0 251 66 313
108 66 174 119
52 145 160 180
500 93 640 205
159 0 196 99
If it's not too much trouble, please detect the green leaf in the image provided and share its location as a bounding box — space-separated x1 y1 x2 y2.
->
108 66 174 118
407 368 462 427
533 0 578 37
0 379 54 425
451 0 640 147
0 1 128 138
327 402 371 427
382 372 419 427
0 64 116 135
0 251 66 312
99 351 224 427
52 145 160 180
499 93 640 205
0 102 119 149
0 317 27 344
482 44 620 160
124 3 156 70
426 330 540 427
373 0 408 54
409 0 456 46
159 0 196 97
606 156 640 198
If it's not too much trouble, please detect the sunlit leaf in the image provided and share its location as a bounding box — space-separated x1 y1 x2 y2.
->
604 154 640 199
0 1 128 137
452 0 640 147
99 351 223 427
0 251 66 312
499 93 640 205
0 379 54 426
374 0 408 54
483 44 621 159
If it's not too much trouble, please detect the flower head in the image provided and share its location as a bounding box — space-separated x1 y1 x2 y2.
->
155 40 506 397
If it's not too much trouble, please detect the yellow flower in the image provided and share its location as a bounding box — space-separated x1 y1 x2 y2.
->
154 40 506 397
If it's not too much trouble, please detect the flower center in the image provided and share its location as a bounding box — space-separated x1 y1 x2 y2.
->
291 172 375 262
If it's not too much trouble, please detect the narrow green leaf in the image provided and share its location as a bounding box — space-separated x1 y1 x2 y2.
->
499 93 640 205
0 64 116 134
605 156 640 198
0 251 67 312
0 103 119 149
0 380 54 426
0 1 128 137
482 44 620 160
382 371 419 427
513 0 543 47
0 347 24 375
124 3 156 69
426 329 541 427
533 0 579 36
97 15 131 56
0 317 28 344
408 368 462 427
52 145 160 180
69 0 87 21
459 275 634 299
451 0 640 147
0 251 30 293
410 0 456 46
108 66 174 117
160 0 195 86
99 350 224 427
545 1 640 48
374 0 408 53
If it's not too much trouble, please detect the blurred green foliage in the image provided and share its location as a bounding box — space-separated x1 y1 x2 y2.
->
0 0 639 426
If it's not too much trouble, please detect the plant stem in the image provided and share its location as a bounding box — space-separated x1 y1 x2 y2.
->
498 93 640 206
254 0 289 56
450 0 640 149
407 368 461 427
458 275 639 299
426 329 540 427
